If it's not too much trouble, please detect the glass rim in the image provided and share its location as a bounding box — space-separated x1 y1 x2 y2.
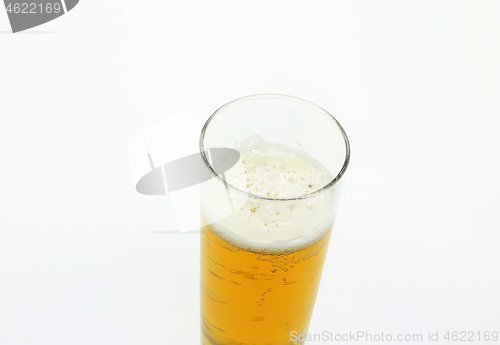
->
199 93 351 201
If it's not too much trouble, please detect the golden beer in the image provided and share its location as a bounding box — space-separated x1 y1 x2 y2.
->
201 219 332 345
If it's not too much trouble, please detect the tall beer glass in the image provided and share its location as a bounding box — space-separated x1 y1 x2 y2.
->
200 94 350 345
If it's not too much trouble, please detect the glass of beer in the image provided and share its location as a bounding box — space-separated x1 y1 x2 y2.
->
199 94 350 345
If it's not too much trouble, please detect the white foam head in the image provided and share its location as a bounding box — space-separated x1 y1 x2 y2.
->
201 135 342 254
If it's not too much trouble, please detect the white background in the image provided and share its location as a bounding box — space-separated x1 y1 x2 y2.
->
1 1 499 344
